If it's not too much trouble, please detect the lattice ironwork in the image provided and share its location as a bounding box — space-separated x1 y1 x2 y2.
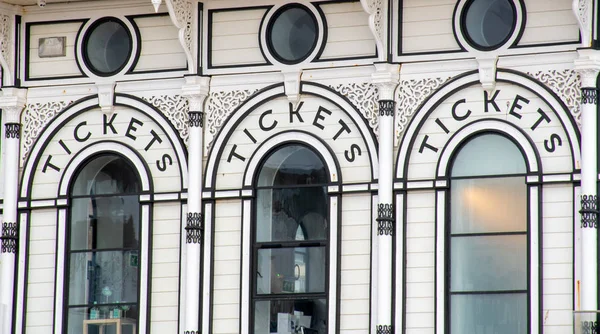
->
580 195 598 228
184 331 200 334
377 203 394 236
185 212 203 244
1 222 18 253
5 123 20 139
379 100 395 117
376 325 393 334
582 320 598 334
582 88 598 105
189 111 204 128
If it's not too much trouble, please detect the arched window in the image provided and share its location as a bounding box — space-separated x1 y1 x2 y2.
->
253 144 329 333
448 134 528 333
65 155 141 334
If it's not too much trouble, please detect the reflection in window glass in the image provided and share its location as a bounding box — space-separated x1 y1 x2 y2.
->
84 19 131 75
449 134 527 334
66 155 140 334
254 144 329 333
462 0 515 49
267 5 318 63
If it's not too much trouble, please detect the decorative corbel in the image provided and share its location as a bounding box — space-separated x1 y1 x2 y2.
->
283 70 302 108
573 0 593 47
182 75 211 113
96 82 116 115
154 0 195 73
477 56 498 94
0 13 14 86
360 0 386 61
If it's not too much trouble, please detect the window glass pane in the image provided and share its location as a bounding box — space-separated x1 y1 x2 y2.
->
67 304 138 334
70 195 140 251
268 6 317 63
68 250 139 305
254 299 327 333
450 293 527 334
256 247 326 294
451 177 527 234
72 156 140 196
256 188 327 242
452 134 526 177
258 145 327 187
85 20 131 75
451 235 527 292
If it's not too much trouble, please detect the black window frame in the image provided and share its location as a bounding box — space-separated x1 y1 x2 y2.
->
81 17 133 77
459 0 518 51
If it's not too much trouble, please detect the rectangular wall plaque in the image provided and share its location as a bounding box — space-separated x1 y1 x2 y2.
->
38 37 66 58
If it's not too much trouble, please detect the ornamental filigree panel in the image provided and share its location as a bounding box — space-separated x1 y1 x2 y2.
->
581 194 598 228
0 14 12 83
1 222 18 253
376 325 392 334
205 89 257 151
376 203 394 236
5 123 20 139
165 0 194 68
527 69 581 128
582 320 598 334
21 100 72 165
143 95 190 144
396 77 450 143
331 82 379 136
185 212 203 244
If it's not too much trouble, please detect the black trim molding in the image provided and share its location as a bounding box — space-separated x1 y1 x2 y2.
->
581 194 598 228
189 111 204 128
185 212 204 244
379 100 395 117
5 123 20 139
582 88 599 105
376 325 393 334
0 222 18 253
376 203 394 236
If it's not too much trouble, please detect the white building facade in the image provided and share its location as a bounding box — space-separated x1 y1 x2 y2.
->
0 0 596 333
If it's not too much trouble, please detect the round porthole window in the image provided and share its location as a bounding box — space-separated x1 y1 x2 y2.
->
461 0 517 50
83 18 132 76
266 4 318 64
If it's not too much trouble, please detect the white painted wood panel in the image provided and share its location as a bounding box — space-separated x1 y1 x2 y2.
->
401 1 459 53
150 202 181 334
210 9 267 67
25 209 57 334
542 184 573 332
518 0 579 46
318 2 375 60
133 15 187 72
212 200 242 334
404 191 435 333
28 22 84 79
340 193 371 333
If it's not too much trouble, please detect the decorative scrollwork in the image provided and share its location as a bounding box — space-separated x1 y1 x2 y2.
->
376 325 393 334
184 331 200 334
165 0 194 70
189 111 204 128
360 0 385 60
582 320 598 334
580 195 598 228
528 69 581 128
377 203 394 236
206 89 257 151
143 95 190 144
581 88 598 105
5 123 20 139
396 77 451 143
21 100 72 164
1 222 18 253
573 0 593 47
185 212 203 244
0 14 13 85
379 100 395 117
331 82 379 136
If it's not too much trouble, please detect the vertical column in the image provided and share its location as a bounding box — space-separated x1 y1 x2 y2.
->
181 76 210 334
372 63 399 333
0 88 27 334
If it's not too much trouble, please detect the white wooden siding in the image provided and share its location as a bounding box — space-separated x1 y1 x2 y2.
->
25 209 57 334
28 22 83 79
404 191 436 334
518 0 579 46
401 0 460 54
133 15 187 72
210 9 267 67
150 202 181 334
542 184 573 334
339 193 371 333
318 2 375 60
212 200 242 334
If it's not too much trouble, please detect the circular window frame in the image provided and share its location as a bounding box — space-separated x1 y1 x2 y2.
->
453 0 525 52
260 2 325 66
76 16 139 78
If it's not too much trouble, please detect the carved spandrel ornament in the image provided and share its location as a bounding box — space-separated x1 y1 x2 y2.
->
573 0 593 47
330 82 379 136
165 0 194 71
0 13 13 85
205 89 257 152
360 0 385 61
21 101 73 165
143 95 190 144
527 69 581 128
